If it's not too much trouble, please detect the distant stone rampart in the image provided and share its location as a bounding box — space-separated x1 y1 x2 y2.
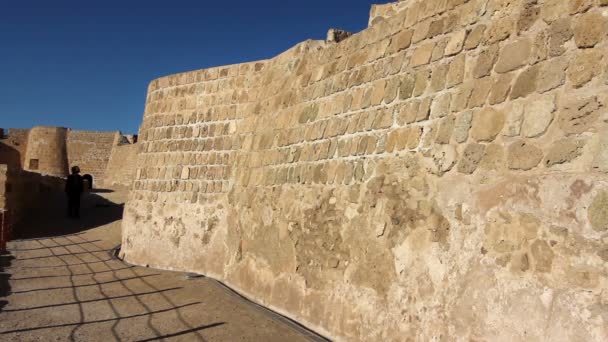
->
122 0 608 340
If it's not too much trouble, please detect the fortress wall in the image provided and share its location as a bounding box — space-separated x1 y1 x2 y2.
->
104 142 139 188
24 126 68 177
122 0 608 340
0 128 29 169
67 130 118 184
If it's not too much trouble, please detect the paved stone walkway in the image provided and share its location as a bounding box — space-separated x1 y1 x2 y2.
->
0 191 318 341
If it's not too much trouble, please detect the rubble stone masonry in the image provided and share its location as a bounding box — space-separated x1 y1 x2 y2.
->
121 0 608 340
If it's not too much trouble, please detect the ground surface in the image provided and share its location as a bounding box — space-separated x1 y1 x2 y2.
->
0 190 317 341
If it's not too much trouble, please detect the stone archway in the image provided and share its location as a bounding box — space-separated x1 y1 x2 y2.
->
83 174 93 190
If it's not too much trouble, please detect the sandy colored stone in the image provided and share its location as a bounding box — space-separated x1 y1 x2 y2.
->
465 24 486 50
479 143 505 170
410 43 434 67
531 240 554 273
417 97 432 121
458 143 486 174
471 108 505 142
484 16 514 44
431 93 452 119
559 95 602 135
371 79 387 106
388 30 413 54
592 128 608 173
548 17 573 57
521 94 556 138
537 56 567 93
445 29 467 56
510 64 540 100
544 138 585 167
430 63 449 91
489 73 514 105
495 38 532 73
453 111 473 143
567 50 603 88
413 68 430 96
446 54 465 88
574 11 605 48
588 191 608 231
517 0 540 34
508 140 543 170
430 144 458 175
431 37 448 62
436 115 456 144
473 44 499 78
503 101 525 137
531 31 548 65
469 77 493 108
399 73 416 100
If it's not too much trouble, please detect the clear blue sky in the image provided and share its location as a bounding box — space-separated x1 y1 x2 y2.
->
0 0 384 134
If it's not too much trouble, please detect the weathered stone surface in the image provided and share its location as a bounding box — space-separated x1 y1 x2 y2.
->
508 140 543 170
495 38 532 73
473 44 499 78
388 30 413 54
446 54 465 88
592 128 608 173
531 240 554 273
503 101 524 137
465 24 486 50
410 43 434 67
559 95 602 134
445 29 467 56
413 68 430 96
510 65 540 100
544 138 585 167
548 18 573 57
431 93 451 119
517 0 540 34
479 143 505 170
537 57 567 93
399 73 415 100
453 111 473 143
458 143 485 174
436 115 455 144
484 16 514 44
574 11 605 48
469 77 493 108
567 50 603 88
588 191 608 231
430 63 449 91
521 94 556 138
471 108 505 142
488 73 514 105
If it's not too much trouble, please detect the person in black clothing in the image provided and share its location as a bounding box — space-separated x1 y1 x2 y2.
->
65 166 84 218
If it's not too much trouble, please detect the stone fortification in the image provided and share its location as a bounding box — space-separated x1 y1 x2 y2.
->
66 129 118 184
122 0 608 340
23 126 69 177
104 141 139 189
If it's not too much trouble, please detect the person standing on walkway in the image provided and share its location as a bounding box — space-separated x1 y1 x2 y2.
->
65 166 84 218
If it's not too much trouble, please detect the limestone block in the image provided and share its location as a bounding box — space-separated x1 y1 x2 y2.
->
465 24 486 50
548 18 573 57
388 30 414 54
399 73 416 100
531 31 548 65
570 0 593 13
480 143 505 170
544 138 585 167
371 80 387 106
397 100 420 125
588 191 608 231
488 73 514 105
445 29 467 56
521 94 556 138
473 44 499 78
453 111 473 143
537 57 567 93
574 11 606 48
558 95 602 135
451 82 474 113
468 77 493 108
530 240 554 273
510 64 540 100
592 128 608 172
429 144 457 175
458 143 486 174
430 63 449 92
446 54 465 88
417 97 432 121
484 16 514 44
431 37 449 62
471 108 505 142
407 126 423 150
567 50 603 88
431 93 451 119
435 115 456 144
181 167 190 180
410 43 435 67
384 77 400 104
517 0 540 34
495 38 532 73
413 68 430 96
507 140 543 170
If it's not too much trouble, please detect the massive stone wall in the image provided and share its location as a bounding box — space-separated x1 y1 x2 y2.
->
103 142 139 188
121 0 608 340
67 130 117 184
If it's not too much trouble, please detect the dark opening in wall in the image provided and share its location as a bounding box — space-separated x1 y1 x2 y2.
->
29 159 39 170
5 183 12 193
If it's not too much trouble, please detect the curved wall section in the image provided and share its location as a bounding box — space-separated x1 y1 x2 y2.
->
24 126 69 177
121 1 608 340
